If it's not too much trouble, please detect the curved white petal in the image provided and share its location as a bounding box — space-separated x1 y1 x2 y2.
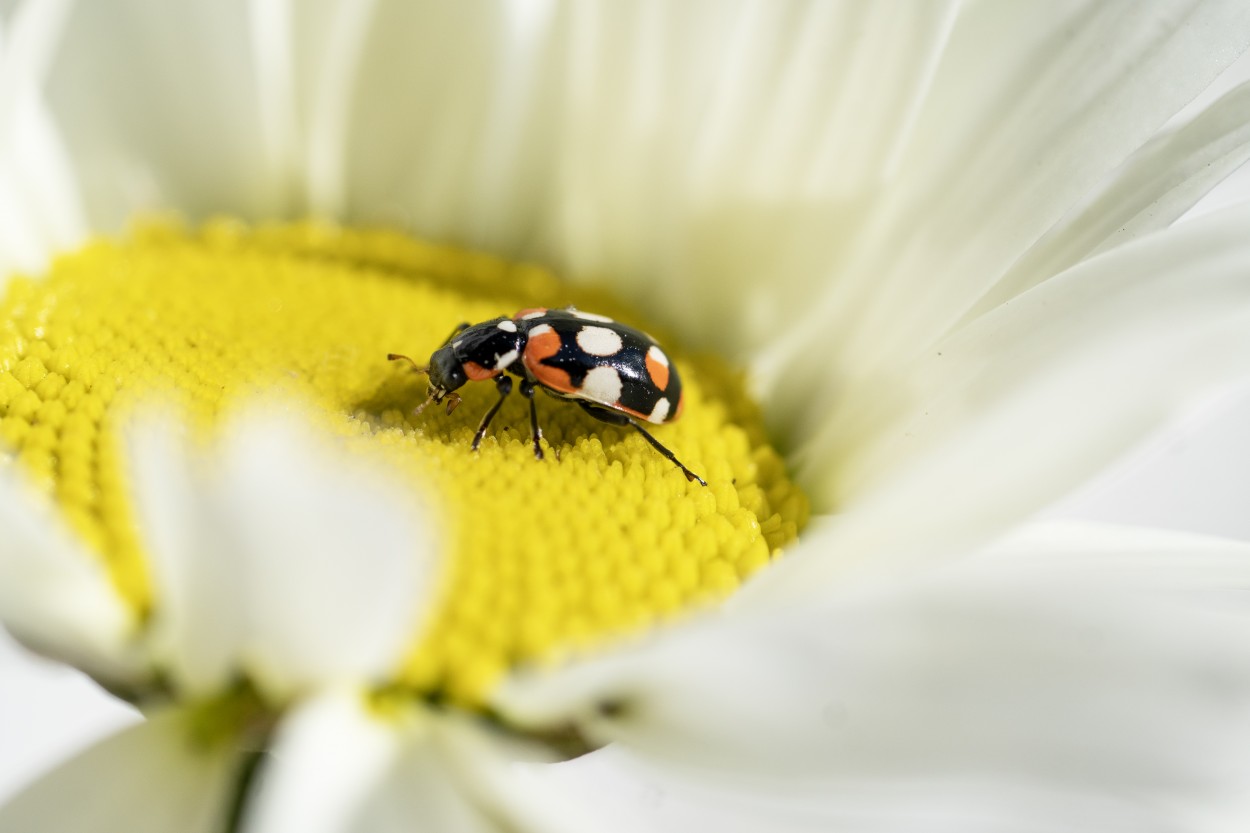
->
763 0 1250 440
244 692 604 833
0 0 86 278
0 628 140 806
126 407 246 697
527 0 958 357
0 460 141 684
969 78 1250 319
0 707 239 833
556 749 1250 833
348 715 603 833
769 202 1250 580
130 402 439 701
546 744 1220 833
498 523 1250 829
240 690 400 833
41 0 275 228
215 406 438 701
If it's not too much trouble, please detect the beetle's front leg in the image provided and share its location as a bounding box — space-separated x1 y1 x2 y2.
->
518 378 544 460
472 375 512 451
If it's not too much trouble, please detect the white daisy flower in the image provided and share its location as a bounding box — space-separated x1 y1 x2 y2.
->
2 0 1250 830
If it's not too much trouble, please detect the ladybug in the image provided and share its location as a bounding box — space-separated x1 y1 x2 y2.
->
389 307 706 485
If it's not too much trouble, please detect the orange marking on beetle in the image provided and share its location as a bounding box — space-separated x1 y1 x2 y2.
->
514 307 549 321
463 361 500 381
523 326 575 393
645 351 671 391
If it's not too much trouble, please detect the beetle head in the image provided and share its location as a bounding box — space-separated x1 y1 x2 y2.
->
425 345 466 413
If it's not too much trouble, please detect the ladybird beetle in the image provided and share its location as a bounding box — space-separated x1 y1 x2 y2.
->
388 307 706 485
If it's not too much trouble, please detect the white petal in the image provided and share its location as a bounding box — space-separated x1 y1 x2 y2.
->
776 202 1250 579
244 693 604 833
337 0 555 248
240 690 400 833
532 1 958 357
554 749 1250 833
39 0 276 228
212 403 437 701
126 407 243 697
0 0 86 277
498 523 1250 828
0 707 239 833
129 401 439 701
0 459 141 683
762 1 1250 439
973 78 1250 318
0 628 140 806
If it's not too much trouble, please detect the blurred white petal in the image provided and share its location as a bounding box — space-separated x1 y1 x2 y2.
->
41 0 274 226
851 0 1250 361
0 707 239 833
216 407 437 701
768 202 1250 581
551 747 1246 833
130 402 438 701
0 0 85 277
970 79 1250 318
499 522 1250 829
764 0 1250 437
346 713 603 833
245 691 605 833
0 463 140 684
126 409 241 697
241 690 400 833
0 628 139 806
529 1 959 355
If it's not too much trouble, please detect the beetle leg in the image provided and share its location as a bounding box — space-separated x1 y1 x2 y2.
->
472 375 512 451
628 422 707 486
518 378 544 460
440 322 470 346
575 401 706 486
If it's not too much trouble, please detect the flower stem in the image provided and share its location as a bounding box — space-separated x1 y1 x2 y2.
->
222 748 269 833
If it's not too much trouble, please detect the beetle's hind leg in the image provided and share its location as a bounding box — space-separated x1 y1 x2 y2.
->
518 378 544 460
628 422 707 486
472 375 512 451
576 402 706 486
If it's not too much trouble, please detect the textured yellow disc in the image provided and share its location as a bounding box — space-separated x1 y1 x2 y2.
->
0 220 808 706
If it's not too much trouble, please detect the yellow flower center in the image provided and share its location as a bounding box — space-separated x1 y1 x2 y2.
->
0 220 808 706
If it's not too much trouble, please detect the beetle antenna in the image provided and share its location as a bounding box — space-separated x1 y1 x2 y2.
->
388 353 428 374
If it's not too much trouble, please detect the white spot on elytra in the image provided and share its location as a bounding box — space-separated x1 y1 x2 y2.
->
581 365 622 404
529 323 553 337
570 309 614 323
520 310 547 320
647 398 671 423
646 345 669 368
497 319 518 332
577 326 623 356
494 349 519 369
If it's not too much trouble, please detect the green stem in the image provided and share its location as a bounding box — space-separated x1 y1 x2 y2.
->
222 747 269 833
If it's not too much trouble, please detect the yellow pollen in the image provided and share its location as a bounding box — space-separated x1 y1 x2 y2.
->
0 220 808 706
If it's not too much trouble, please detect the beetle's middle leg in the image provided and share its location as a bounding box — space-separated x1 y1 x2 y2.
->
472 375 512 451
518 378 543 460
